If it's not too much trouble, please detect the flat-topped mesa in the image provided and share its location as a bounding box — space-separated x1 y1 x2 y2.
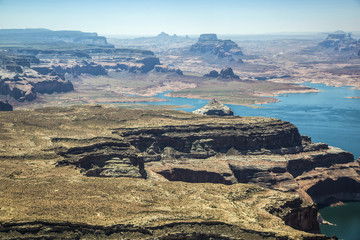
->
193 99 234 116
198 33 218 42
191 33 244 61
0 28 111 46
318 31 358 53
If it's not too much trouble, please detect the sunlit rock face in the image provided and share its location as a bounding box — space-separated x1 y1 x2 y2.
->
193 99 234 116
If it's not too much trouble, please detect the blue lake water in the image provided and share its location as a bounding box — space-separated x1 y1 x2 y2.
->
140 83 360 159
135 82 360 239
319 202 360 240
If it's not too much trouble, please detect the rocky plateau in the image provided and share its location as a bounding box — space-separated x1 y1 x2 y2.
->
0 105 357 239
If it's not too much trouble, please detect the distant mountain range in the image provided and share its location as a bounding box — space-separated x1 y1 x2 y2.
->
0 28 111 46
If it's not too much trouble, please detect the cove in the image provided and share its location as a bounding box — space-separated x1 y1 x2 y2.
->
319 202 360 240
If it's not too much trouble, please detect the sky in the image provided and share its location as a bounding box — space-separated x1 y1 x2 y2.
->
0 0 359 36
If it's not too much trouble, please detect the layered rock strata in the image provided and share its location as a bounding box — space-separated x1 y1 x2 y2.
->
191 33 244 61
0 68 73 102
0 106 357 239
318 31 358 53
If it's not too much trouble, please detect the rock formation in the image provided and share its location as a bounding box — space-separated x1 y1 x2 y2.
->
48 62 107 78
0 100 12 111
152 65 183 75
5 105 353 210
191 33 244 61
203 70 219 78
0 105 349 239
220 67 240 79
193 99 234 116
0 58 74 101
203 68 240 79
318 31 358 53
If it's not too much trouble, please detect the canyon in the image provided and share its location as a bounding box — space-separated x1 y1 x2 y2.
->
1 29 360 239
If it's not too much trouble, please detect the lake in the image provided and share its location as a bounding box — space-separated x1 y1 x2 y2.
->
144 83 360 159
319 202 360 240
138 82 360 239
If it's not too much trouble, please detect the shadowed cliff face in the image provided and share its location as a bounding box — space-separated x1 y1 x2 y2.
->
0 101 13 111
9 105 353 209
0 106 356 239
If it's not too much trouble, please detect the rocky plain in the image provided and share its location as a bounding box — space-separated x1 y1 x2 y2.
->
0 29 360 239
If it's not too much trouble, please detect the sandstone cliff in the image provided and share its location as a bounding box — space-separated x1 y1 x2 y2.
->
0 106 355 239
0 68 73 102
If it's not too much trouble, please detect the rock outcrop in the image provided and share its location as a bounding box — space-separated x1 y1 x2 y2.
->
220 67 240 79
152 65 183 75
203 70 219 78
0 106 358 239
193 99 234 116
0 100 12 111
37 106 358 208
0 67 73 102
49 62 107 78
191 33 244 61
203 67 240 79
318 31 358 53
135 57 161 73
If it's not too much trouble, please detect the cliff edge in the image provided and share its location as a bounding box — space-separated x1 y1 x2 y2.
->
0 106 354 239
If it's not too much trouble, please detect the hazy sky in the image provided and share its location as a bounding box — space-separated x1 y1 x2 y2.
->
0 0 359 36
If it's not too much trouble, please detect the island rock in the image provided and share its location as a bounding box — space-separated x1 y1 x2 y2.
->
192 99 234 116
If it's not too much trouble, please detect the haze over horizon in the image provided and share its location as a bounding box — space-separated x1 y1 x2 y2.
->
0 0 360 36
